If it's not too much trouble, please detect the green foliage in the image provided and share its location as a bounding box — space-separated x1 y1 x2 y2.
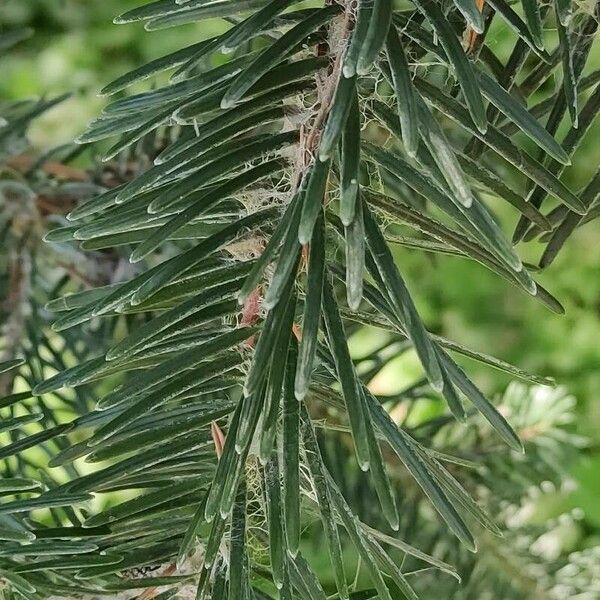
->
0 1 599 599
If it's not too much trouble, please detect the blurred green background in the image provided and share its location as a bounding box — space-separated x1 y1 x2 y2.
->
1 0 599 551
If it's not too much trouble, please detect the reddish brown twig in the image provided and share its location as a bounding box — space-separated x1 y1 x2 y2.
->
7 154 88 181
464 0 486 53
134 564 177 600
211 421 226 460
